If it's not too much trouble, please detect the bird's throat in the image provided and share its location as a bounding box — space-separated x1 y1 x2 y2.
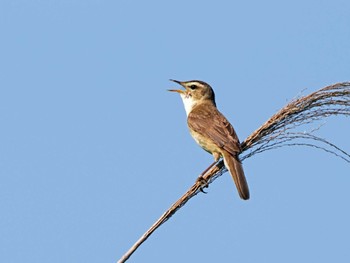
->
180 93 197 116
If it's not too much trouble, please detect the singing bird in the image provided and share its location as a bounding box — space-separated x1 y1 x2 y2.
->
168 80 250 200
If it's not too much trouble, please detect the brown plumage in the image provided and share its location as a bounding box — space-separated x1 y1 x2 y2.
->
169 80 250 200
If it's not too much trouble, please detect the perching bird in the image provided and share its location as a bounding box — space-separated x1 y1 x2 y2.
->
169 79 249 200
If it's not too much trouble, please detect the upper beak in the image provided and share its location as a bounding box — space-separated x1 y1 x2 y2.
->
169 79 183 85
168 79 185 93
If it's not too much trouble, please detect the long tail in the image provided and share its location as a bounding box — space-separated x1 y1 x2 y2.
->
222 150 250 200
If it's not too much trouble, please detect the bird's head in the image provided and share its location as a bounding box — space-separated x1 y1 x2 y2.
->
168 80 216 109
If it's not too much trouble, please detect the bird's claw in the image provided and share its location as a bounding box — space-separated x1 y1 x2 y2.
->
196 175 209 193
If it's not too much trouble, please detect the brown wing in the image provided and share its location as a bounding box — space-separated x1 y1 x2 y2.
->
187 103 242 155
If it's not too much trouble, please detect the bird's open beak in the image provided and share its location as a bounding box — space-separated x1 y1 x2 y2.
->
168 79 185 93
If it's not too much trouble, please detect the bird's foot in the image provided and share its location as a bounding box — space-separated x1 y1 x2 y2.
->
196 175 209 193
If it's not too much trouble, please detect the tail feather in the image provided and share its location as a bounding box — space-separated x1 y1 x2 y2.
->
222 150 250 200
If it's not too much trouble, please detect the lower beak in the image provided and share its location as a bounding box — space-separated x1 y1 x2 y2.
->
168 89 184 94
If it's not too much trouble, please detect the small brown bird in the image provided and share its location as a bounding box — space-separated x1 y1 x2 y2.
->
168 80 250 200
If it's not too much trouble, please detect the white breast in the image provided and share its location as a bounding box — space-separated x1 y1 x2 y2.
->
180 93 196 116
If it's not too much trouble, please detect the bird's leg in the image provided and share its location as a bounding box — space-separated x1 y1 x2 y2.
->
197 154 221 193
199 161 218 177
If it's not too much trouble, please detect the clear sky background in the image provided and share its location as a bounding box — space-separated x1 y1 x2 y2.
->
1 1 349 262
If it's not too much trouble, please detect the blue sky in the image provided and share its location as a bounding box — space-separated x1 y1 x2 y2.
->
1 1 349 262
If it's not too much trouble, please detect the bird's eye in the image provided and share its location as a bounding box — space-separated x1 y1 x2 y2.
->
189 85 197 90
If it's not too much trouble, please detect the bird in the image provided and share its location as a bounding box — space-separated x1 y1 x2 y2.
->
168 79 250 200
